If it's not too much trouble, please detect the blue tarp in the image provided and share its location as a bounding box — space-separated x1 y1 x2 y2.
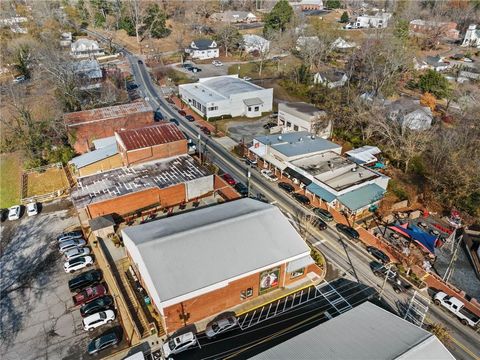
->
393 224 437 254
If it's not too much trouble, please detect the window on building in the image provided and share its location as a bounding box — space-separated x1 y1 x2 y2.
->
254 106 259 111
290 268 305 279
279 120 285 125
240 287 254 300
248 107 252 111
286 121 291 127
208 106 218 111
293 125 299 131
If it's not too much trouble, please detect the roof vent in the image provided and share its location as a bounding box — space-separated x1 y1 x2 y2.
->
311 135 315 139
278 135 282 141
327 160 333 169
299 137 303 142
351 167 357 172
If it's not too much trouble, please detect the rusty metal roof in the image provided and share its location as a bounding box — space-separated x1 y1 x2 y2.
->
64 100 153 126
116 123 185 151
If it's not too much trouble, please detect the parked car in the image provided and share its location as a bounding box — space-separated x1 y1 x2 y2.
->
65 247 91 261
261 169 278 182
87 328 121 355
313 208 333 222
69 269 102 293
277 182 295 193
189 66 202 73
59 238 87 253
234 182 249 197
13 75 26 84
433 292 480 328
73 284 107 307
335 223 359 239
222 173 236 185
169 118 179 125
166 97 175 104
163 332 198 358
83 310 115 331
64 256 94 273
154 109 164 121
80 296 115 318
205 314 238 338
366 246 390 264
7 205 21 220
57 231 83 242
292 193 310 206
369 261 410 294
201 126 211 135
178 109 187 116
263 122 277 129
245 157 257 166
185 115 195 122
137 59 143 64
311 217 327 231
212 60 223 67
25 202 38 216
182 63 193 69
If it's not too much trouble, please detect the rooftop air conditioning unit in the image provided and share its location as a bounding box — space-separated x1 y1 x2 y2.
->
351 167 357 172
278 135 282 140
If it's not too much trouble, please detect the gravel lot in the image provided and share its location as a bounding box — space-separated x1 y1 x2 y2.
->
0 200 92 360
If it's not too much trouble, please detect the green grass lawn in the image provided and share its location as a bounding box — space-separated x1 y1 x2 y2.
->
0 153 22 208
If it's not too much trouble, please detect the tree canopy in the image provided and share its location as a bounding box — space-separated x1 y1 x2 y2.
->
418 70 451 98
263 0 293 35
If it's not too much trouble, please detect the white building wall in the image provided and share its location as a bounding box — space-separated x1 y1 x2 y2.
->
278 110 312 133
191 48 219 60
186 175 214 200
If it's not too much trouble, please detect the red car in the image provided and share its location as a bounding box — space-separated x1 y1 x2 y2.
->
178 109 187 116
72 284 106 307
201 126 211 135
222 173 236 185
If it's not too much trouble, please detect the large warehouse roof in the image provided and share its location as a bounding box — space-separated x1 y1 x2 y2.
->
122 198 311 302
116 123 185 151
250 301 454 360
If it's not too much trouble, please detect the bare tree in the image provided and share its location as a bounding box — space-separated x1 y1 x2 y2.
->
126 0 143 44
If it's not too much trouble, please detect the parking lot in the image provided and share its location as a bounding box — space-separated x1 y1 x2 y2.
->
0 200 125 359
174 62 229 79
226 116 274 143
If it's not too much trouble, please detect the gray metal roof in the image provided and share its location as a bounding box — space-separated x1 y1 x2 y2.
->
122 198 311 302
69 143 118 169
92 136 116 149
244 97 263 106
255 131 340 158
89 214 115 231
200 76 263 97
250 301 455 360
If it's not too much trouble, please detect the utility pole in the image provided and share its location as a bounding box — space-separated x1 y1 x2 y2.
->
197 133 202 164
378 264 394 300
247 169 251 197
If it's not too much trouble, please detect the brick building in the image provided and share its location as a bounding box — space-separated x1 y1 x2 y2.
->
64 101 153 154
70 155 213 219
115 123 187 166
122 198 322 334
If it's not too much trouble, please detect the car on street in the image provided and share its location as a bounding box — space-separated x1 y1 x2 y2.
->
83 310 115 331
73 284 107 306
166 97 175 104
64 256 94 273
169 118 179 125
154 109 164 121
261 169 278 182
234 182 249 197
87 328 121 355
65 247 91 261
313 208 333 222
59 238 87 253
26 202 38 216
163 332 198 358
369 261 410 294
366 246 390 264
69 269 102 293
189 66 202 72
292 193 311 206
8 205 21 220
137 59 143 64
178 109 187 116
212 60 223 67
277 182 295 193
335 223 359 239
57 231 84 242
222 173 236 185
205 314 238 338
245 157 257 166
80 295 115 318
185 115 195 122
311 217 327 231
201 126 211 135
263 122 277 129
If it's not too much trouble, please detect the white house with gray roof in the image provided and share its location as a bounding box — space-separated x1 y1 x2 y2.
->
277 102 332 138
185 39 219 60
462 24 480 48
178 75 273 119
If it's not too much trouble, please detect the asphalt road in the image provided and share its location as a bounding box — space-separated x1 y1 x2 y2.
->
82 29 479 359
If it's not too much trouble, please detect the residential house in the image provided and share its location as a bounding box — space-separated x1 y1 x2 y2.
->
185 39 219 60
249 302 455 360
123 198 322 334
289 0 324 11
71 38 105 59
243 34 270 53
387 98 433 131
210 11 258 23
60 32 72 47
409 19 459 41
249 131 341 173
332 37 356 50
64 101 154 153
461 24 480 48
354 12 392 29
277 102 332 138
179 75 273 119
314 70 348 88
72 59 103 89
414 56 452 72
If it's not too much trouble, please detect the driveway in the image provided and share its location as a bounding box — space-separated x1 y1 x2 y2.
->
0 200 101 360
174 62 229 79
227 116 275 143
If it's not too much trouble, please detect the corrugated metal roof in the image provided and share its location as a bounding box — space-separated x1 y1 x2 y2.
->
92 136 116 149
249 301 455 360
64 101 153 126
116 123 185 151
122 199 311 302
306 183 336 202
337 183 385 211
69 144 118 169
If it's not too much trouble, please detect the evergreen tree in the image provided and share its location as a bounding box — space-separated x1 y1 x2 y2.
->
418 70 451 98
325 0 342 9
340 11 349 23
143 3 170 38
263 0 293 34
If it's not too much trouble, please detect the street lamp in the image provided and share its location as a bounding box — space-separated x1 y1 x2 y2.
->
247 170 251 197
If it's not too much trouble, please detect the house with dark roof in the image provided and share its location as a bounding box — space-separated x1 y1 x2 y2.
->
387 98 433 131
185 39 219 60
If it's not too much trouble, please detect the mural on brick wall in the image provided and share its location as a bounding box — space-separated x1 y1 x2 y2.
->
259 267 280 294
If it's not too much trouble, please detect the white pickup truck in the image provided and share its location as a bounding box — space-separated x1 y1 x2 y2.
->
433 292 480 328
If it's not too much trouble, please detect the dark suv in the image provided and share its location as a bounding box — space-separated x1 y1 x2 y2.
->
80 295 114 317
278 182 295 193
68 269 102 293
292 193 310 206
313 208 333 222
335 223 359 239
366 246 390 264
87 328 121 355
234 182 249 197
